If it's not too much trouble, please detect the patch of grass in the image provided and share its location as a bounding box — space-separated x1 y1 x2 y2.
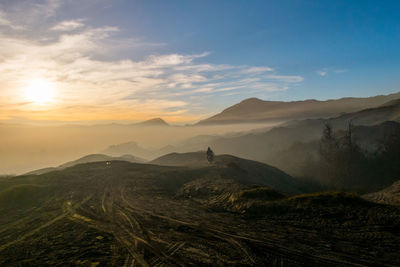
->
286 191 372 206
0 184 51 208
237 186 285 201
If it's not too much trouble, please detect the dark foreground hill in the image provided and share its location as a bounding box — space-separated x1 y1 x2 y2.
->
1 159 400 266
151 152 300 195
151 151 210 166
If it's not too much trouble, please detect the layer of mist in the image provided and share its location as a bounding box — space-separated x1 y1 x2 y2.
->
0 122 280 174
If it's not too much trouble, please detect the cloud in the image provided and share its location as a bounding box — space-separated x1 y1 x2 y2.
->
146 52 210 67
266 74 304 83
0 10 23 30
51 19 85 31
0 1 304 122
0 0 64 31
33 0 62 18
317 68 347 77
0 10 12 26
242 66 274 74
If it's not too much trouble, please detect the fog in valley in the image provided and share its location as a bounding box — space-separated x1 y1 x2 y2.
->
0 122 280 174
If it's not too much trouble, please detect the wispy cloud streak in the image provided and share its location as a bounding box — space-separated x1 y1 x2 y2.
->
0 0 303 122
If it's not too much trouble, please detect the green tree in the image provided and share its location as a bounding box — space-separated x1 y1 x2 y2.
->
319 122 366 190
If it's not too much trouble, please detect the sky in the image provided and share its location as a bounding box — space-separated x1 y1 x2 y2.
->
0 0 399 123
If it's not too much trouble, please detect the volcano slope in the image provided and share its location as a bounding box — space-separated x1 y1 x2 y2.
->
0 157 399 266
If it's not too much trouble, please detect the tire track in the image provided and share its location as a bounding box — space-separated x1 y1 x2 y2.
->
0 195 92 253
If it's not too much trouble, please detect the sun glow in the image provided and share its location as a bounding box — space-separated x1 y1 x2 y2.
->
24 78 56 104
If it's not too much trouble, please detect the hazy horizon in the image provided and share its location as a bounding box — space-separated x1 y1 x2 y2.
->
0 122 283 174
1 90 400 126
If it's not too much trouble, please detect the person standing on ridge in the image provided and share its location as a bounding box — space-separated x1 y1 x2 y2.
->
206 147 214 164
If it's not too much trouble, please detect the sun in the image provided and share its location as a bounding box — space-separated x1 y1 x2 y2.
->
24 78 55 104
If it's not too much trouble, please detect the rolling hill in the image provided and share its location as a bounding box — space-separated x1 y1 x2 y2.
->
59 154 146 168
328 98 400 128
151 152 300 194
197 92 400 125
174 100 400 178
150 151 209 167
26 154 146 175
102 141 157 159
100 97 400 166
135 117 169 126
99 99 400 190
1 158 399 266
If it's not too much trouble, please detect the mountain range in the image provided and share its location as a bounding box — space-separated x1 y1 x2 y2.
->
102 97 400 168
197 92 400 125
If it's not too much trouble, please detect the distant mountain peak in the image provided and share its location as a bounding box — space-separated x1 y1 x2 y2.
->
137 118 169 126
196 92 400 125
240 97 264 103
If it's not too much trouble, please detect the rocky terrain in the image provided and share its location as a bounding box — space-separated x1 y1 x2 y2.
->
364 180 400 206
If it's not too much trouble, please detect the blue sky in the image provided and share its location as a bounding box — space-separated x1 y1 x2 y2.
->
0 0 399 122
119 0 400 96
